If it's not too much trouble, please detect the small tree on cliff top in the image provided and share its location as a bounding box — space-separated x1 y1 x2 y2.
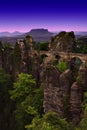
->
56 60 68 72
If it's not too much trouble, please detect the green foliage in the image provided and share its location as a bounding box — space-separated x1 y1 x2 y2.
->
10 73 36 130
79 115 87 130
75 38 87 54
4 43 12 49
34 42 49 51
56 60 68 72
10 73 35 100
77 92 87 130
0 68 11 94
76 45 87 54
26 112 75 130
83 92 87 110
10 73 44 130
32 85 44 115
76 75 83 84
0 68 16 130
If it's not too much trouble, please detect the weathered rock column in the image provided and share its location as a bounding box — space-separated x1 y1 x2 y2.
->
42 65 64 117
70 82 83 125
59 69 73 118
78 65 87 91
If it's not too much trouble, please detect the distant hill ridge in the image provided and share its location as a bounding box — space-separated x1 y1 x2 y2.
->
0 29 53 37
0 29 87 44
0 28 53 43
0 31 23 37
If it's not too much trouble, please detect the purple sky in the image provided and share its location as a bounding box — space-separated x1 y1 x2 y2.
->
0 0 87 32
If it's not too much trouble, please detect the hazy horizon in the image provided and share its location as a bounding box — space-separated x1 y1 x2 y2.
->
0 0 87 32
0 29 87 33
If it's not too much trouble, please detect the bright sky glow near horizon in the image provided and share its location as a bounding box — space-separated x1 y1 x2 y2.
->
0 0 87 32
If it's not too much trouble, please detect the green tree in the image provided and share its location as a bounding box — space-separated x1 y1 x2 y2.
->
0 68 16 130
26 112 75 130
0 68 11 97
10 73 36 130
56 60 68 72
10 73 44 130
35 42 49 51
78 92 87 130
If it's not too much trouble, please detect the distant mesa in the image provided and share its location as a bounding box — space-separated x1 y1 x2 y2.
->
29 28 53 35
24 28 53 42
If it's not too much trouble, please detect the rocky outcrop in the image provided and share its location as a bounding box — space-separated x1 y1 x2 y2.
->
42 67 75 119
59 69 73 118
78 65 87 91
16 35 34 74
42 65 64 117
2 45 13 73
69 65 87 124
59 69 73 97
50 31 76 52
42 62 87 124
70 82 83 125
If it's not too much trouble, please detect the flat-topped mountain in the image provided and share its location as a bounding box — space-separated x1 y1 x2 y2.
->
24 28 53 41
29 28 53 36
0 29 53 43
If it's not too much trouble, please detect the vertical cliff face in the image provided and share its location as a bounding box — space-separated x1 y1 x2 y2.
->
15 35 37 75
42 62 87 124
78 66 87 91
69 66 87 124
21 35 34 73
70 82 83 125
42 67 74 119
59 69 74 118
42 65 64 117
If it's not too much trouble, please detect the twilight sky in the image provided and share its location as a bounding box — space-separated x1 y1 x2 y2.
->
0 0 87 32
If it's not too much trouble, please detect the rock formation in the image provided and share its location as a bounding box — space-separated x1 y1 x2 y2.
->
59 69 73 118
42 65 63 117
0 32 87 125
70 82 83 125
42 58 87 124
50 31 76 52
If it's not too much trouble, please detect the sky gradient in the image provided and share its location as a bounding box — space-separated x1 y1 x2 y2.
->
0 0 87 32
